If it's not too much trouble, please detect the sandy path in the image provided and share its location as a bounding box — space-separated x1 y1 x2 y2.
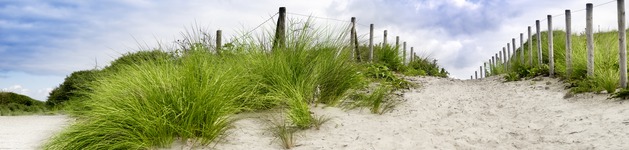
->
208 76 629 150
0 115 69 150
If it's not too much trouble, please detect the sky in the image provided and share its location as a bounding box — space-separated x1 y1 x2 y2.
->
0 0 622 101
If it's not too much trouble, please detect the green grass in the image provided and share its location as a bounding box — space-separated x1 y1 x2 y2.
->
44 16 452 148
0 92 47 116
492 29 629 95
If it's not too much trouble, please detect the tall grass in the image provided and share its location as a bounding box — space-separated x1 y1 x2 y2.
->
495 29 629 94
45 19 363 149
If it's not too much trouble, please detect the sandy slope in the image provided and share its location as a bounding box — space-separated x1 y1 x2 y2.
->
0 115 69 150
3 77 629 149
207 76 629 150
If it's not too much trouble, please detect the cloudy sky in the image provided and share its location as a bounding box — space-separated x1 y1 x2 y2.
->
0 0 621 100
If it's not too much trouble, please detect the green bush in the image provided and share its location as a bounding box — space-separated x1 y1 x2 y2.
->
47 70 99 106
0 92 46 116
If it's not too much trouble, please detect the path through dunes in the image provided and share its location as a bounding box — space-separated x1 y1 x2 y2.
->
210 76 629 150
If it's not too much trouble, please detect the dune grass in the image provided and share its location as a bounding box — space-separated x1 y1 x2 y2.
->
492 29 629 94
0 92 48 116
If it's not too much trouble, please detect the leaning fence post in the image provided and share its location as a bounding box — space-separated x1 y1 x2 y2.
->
369 24 374 62
548 15 555 77
586 3 594 77
536 20 543 66
566 9 573 78
273 7 286 51
216 30 222 55
618 0 627 88
350 17 356 61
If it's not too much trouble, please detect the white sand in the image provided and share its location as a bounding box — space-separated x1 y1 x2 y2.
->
209 76 629 149
0 115 69 150
4 77 629 149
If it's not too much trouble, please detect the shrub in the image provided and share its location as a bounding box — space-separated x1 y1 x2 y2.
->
47 70 100 106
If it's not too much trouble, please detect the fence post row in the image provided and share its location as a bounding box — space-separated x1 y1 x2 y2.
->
547 15 555 77
273 7 286 51
216 30 222 55
565 9 573 78
586 3 594 77
618 0 628 88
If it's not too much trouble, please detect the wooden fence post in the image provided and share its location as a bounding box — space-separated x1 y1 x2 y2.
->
395 36 399 48
520 33 524 64
216 30 222 55
492 56 496 70
480 66 483 78
586 3 594 77
548 15 555 77
410 47 414 62
475 71 478 79
383 30 388 46
528 26 533 67
369 24 374 62
403 42 407 64
350 17 356 61
507 43 511 69
486 61 489 76
471 76 473 80
566 9 573 78
273 7 286 51
503 47 507 70
536 20 542 66
512 38 517 64
618 0 627 88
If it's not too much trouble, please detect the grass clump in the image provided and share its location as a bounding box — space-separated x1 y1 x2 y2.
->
345 84 398 115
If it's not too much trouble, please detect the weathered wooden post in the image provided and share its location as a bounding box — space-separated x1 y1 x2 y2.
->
512 38 517 64
273 7 286 51
475 71 478 79
503 47 507 70
369 24 374 62
565 9 573 78
383 30 388 46
528 26 533 67
586 3 594 77
216 30 222 55
536 20 542 66
618 0 627 88
548 15 555 77
403 42 407 64
507 43 511 69
350 17 356 61
480 66 483 78
520 33 524 64
395 36 399 48
471 76 473 80
410 47 414 62
492 56 496 71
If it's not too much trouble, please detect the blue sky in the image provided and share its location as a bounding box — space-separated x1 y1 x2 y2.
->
0 0 620 100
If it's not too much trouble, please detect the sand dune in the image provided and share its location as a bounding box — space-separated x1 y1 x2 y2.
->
2 76 629 149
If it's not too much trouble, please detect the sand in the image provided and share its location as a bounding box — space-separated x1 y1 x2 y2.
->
3 76 629 149
0 115 69 150
209 76 629 150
